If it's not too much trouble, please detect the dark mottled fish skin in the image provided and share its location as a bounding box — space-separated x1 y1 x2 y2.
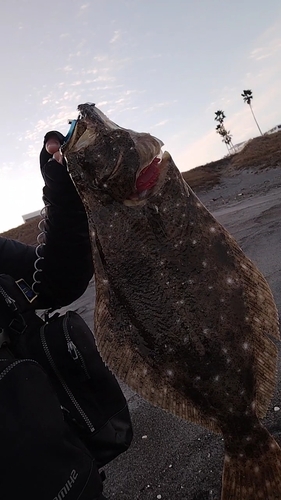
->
63 104 281 500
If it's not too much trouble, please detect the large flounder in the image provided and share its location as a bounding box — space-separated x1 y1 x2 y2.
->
63 103 281 500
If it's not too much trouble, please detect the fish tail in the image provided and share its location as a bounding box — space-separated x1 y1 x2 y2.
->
222 430 281 500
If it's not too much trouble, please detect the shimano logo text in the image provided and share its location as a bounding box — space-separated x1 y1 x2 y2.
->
53 470 78 500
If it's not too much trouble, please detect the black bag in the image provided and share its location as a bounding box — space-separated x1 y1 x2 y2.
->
0 347 103 500
23 310 133 468
0 274 133 488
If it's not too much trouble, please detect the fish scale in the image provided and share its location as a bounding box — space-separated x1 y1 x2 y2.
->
63 103 281 500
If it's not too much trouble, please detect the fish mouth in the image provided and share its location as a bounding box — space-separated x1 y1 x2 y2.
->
63 103 170 204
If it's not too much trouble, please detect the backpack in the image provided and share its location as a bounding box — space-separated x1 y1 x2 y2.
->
0 274 133 498
0 346 103 500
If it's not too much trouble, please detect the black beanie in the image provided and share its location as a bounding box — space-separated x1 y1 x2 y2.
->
39 130 65 170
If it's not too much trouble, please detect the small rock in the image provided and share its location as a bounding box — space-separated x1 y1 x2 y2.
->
142 435 148 439
274 406 280 412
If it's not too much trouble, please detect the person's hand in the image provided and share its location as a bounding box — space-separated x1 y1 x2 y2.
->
45 137 64 164
52 150 64 164
45 137 61 155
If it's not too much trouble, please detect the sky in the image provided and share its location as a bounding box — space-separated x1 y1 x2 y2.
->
1 0 281 232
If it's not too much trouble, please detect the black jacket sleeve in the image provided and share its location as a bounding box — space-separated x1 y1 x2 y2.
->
34 157 94 308
0 151 93 309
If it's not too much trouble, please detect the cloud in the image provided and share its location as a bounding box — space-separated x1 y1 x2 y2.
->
250 18 281 61
110 30 121 44
150 120 169 128
80 3 90 10
144 100 178 114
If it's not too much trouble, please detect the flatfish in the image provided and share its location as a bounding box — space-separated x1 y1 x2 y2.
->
62 103 281 500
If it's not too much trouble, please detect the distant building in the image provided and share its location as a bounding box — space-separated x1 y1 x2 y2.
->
265 124 281 135
22 209 42 223
229 141 247 154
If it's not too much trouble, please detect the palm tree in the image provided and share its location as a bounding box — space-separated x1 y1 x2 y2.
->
241 90 262 136
214 110 226 124
215 111 234 153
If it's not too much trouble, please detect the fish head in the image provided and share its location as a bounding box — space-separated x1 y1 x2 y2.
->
62 103 170 205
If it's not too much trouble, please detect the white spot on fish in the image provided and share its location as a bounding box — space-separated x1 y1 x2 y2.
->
167 370 173 377
143 368 147 375
214 375 220 382
243 342 249 350
195 376 201 381
188 279 194 285
246 436 252 442
91 231 96 237
210 227 216 233
196 202 202 208
208 286 213 290
202 261 207 267
222 348 228 354
192 240 197 245
254 466 259 473
183 336 189 344
227 277 234 285
102 279 108 284
203 328 209 334
103 183 108 188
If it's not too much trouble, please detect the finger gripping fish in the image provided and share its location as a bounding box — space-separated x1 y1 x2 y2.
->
62 103 281 500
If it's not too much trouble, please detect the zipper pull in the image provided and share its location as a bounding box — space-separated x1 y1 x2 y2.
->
67 341 79 361
0 286 17 312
